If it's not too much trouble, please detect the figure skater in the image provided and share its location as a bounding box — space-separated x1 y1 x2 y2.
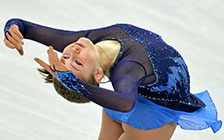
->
3 18 222 140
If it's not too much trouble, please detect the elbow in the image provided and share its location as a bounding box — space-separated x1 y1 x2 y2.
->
121 100 136 112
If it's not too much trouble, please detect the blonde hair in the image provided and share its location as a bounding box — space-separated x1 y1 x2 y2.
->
37 68 99 103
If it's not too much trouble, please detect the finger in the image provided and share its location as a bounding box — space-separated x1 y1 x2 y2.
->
52 49 60 64
6 32 20 48
53 52 68 71
16 46 24 56
10 25 23 39
60 57 65 64
49 46 60 64
50 47 61 69
34 57 56 77
47 46 54 67
15 30 24 40
51 48 64 66
4 36 24 55
10 32 24 45
3 37 17 49
49 47 68 72
52 51 63 69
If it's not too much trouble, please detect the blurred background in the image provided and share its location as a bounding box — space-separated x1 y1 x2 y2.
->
0 0 223 139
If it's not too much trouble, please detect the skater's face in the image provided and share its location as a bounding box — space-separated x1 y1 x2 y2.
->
62 37 101 82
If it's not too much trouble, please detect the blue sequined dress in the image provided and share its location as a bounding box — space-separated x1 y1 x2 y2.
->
4 19 222 133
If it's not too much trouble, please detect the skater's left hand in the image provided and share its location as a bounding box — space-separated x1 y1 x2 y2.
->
34 46 68 77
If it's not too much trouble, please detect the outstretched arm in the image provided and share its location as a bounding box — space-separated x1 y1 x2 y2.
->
35 47 146 112
4 18 117 53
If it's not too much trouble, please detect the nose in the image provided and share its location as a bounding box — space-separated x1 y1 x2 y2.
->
73 46 80 54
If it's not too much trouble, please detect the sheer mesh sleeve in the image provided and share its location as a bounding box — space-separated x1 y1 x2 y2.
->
4 18 117 52
56 61 146 112
4 19 148 112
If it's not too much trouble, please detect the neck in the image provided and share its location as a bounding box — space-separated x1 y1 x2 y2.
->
95 45 111 75
95 40 121 75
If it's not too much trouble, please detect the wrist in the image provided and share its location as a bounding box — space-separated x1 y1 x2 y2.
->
4 18 25 36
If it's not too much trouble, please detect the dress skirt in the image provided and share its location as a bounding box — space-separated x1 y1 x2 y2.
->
104 90 222 133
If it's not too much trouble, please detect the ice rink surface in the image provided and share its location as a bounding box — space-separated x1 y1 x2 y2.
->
0 0 223 139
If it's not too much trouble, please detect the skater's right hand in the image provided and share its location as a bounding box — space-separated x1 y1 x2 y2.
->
3 24 24 56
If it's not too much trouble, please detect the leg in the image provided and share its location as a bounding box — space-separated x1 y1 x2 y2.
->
98 109 124 140
119 122 177 140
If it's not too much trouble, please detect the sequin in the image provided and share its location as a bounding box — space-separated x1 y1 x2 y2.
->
55 71 91 97
116 24 206 111
4 20 16 40
4 20 16 35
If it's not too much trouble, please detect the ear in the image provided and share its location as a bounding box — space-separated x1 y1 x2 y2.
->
94 67 104 83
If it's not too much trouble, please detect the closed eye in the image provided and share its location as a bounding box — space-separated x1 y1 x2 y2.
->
75 60 83 66
63 56 69 59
